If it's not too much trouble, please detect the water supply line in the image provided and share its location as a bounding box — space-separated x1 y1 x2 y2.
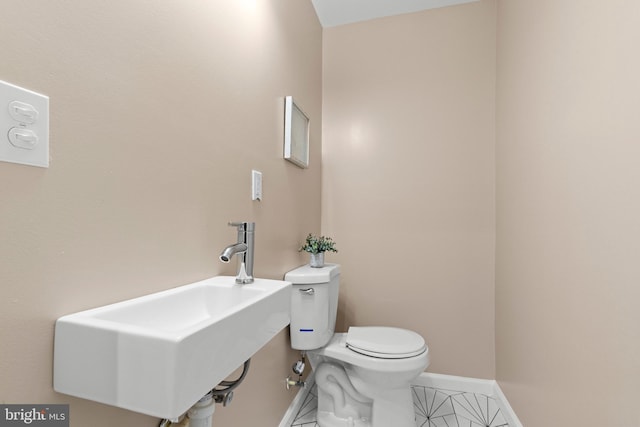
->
211 359 251 405
292 351 306 376
286 351 306 390
158 359 251 427
286 376 306 390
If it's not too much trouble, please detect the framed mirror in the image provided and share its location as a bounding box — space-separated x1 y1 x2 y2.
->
284 96 309 168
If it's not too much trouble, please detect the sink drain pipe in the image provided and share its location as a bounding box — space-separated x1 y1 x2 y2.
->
187 392 216 427
158 359 251 427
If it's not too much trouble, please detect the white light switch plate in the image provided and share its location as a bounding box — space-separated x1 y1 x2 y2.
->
252 170 262 201
0 80 49 168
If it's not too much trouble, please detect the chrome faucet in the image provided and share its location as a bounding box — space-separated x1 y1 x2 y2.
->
219 222 255 284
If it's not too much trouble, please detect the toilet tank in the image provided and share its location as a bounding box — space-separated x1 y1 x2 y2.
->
285 263 340 350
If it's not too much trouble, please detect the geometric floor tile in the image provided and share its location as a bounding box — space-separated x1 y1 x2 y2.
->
413 386 457 426
450 392 508 427
290 382 319 427
286 383 510 427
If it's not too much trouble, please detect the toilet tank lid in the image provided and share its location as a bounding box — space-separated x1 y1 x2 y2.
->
284 263 340 284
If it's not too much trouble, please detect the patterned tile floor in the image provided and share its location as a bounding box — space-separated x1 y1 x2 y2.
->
288 382 510 427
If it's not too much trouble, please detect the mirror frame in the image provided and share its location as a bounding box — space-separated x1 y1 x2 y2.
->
283 96 310 168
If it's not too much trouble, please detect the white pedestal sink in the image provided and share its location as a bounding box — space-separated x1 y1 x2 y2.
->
53 276 291 419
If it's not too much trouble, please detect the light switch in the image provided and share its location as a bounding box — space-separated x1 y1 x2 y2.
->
0 80 49 168
252 170 262 201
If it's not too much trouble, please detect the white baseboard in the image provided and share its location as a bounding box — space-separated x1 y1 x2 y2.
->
413 372 496 395
491 379 523 427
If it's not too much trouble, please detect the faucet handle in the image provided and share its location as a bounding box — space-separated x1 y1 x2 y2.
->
228 222 255 231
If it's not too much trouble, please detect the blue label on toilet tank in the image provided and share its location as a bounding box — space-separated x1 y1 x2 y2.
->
300 329 314 332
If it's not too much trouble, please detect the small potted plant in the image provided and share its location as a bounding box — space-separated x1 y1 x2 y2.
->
299 233 338 268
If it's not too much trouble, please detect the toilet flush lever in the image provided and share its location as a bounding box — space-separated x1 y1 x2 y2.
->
299 288 315 295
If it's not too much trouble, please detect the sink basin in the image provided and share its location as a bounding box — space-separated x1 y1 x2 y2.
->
53 276 291 419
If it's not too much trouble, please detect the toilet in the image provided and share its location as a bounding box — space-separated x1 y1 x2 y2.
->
285 264 430 427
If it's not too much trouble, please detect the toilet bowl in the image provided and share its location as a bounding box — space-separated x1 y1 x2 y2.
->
285 264 430 427
308 328 429 427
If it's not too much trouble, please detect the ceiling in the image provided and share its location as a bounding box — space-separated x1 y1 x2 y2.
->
311 0 479 28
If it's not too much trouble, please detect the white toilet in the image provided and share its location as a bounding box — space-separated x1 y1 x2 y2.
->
285 264 430 427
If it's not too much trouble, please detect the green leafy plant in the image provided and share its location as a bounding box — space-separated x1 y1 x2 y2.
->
299 233 338 254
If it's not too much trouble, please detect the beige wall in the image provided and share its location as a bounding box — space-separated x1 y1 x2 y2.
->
496 1 640 425
0 1 321 426
5 1 637 426
321 1 496 379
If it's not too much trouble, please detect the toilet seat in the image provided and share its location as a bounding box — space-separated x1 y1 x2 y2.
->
346 327 427 359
